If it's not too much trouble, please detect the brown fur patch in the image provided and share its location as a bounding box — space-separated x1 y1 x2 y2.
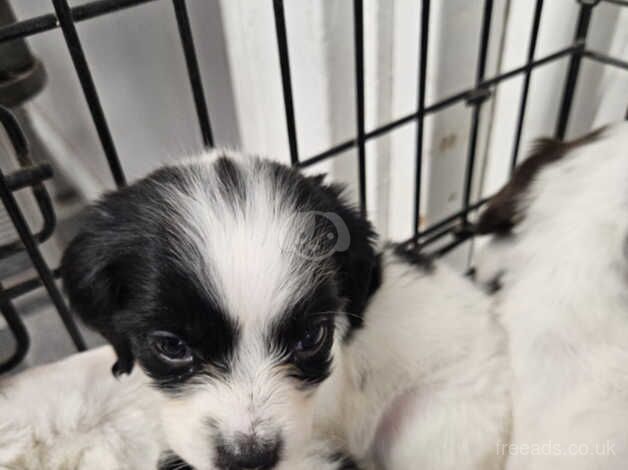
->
475 127 607 236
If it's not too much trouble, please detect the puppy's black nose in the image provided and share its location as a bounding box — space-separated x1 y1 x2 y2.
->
216 434 282 469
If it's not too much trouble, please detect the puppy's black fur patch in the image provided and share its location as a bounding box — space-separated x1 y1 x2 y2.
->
61 164 240 385
131 265 240 393
269 281 341 388
475 127 606 236
213 155 247 206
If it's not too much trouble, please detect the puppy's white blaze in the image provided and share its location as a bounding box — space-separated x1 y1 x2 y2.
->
164 152 329 327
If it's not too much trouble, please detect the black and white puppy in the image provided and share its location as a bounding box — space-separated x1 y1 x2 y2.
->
61 151 510 470
474 122 628 470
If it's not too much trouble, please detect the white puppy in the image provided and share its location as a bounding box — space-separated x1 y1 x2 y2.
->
475 122 628 470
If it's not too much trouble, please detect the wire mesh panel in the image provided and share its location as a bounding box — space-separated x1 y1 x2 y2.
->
0 0 627 371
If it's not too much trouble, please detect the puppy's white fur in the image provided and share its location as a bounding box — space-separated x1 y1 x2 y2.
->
315 253 510 470
476 122 628 469
0 346 165 470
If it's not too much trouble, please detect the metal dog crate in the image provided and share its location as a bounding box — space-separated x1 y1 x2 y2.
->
0 0 627 372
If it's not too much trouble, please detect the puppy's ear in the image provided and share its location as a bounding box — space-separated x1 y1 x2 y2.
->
61 198 139 376
308 176 380 337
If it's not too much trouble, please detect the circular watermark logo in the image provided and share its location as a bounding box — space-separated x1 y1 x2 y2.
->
282 211 350 261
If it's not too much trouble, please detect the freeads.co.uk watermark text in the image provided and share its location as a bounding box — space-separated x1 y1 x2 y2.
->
496 440 616 457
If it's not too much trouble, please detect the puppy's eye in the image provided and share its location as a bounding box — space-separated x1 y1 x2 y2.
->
148 331 193 366
294 320 331 359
